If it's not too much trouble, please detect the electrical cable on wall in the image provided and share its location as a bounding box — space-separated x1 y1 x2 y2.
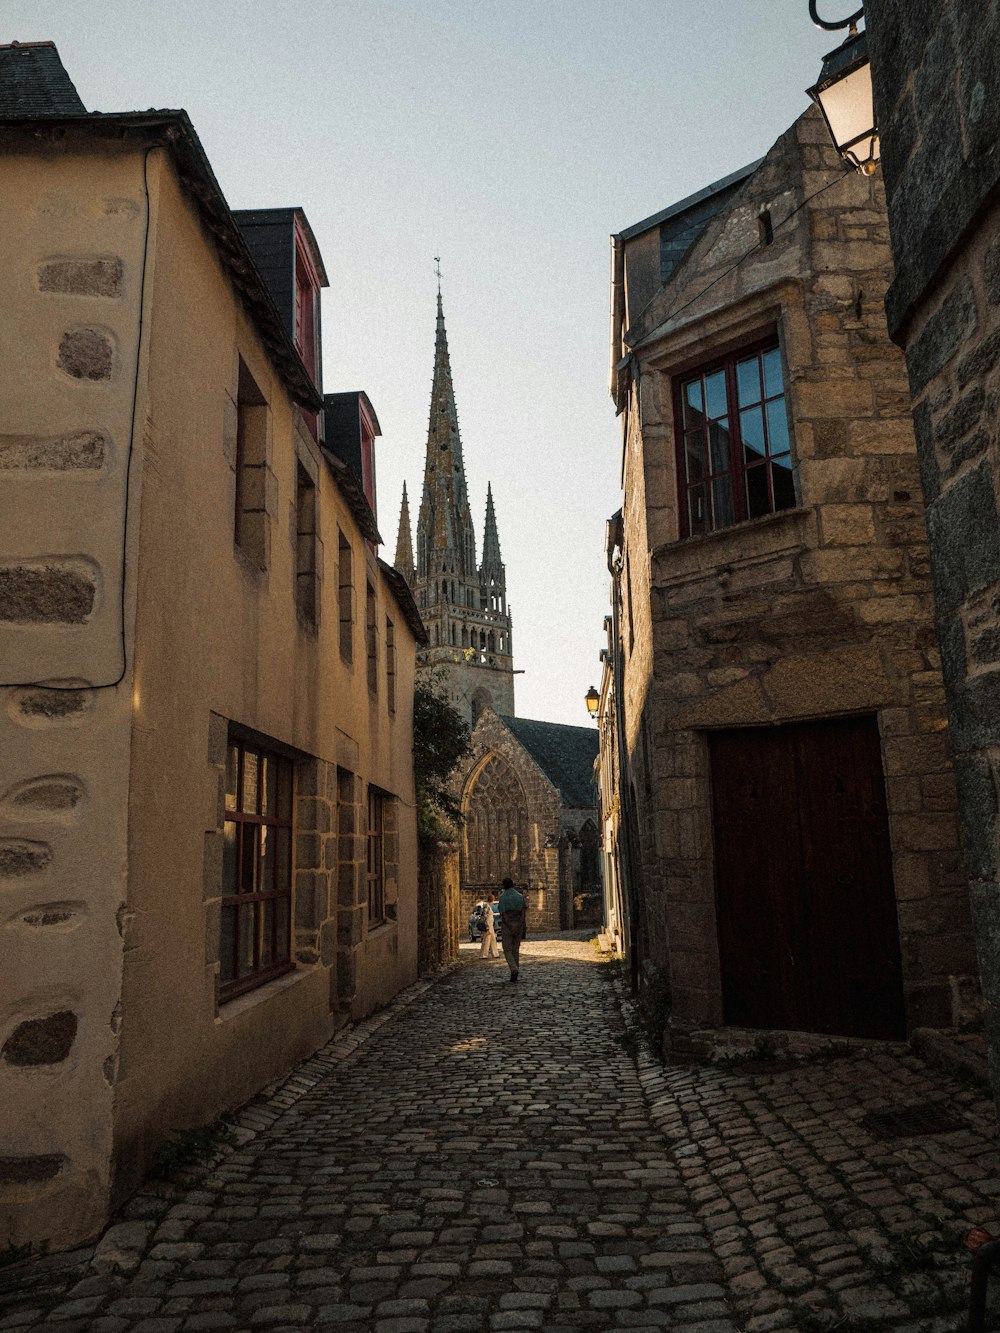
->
1 144 154 692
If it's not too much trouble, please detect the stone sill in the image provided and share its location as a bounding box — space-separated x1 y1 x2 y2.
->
652 506 815 589
215 966 310 1025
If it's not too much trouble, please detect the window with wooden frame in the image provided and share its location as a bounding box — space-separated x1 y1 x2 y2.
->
675 338 794 538
338 530 354 663
366 580 378 695
386 615 396 714
367 787 386 925
220 736 293 1000
234 358 269 566
295 462 317 625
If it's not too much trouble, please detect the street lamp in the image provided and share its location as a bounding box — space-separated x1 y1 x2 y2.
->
806 2 879 177
585 686 599 720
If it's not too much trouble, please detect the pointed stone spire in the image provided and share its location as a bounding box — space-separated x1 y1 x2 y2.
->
480 482 503 576
417 282 476 581
410 277 515 725
394 482 415 585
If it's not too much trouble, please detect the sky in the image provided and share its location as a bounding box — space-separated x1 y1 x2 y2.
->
5 1 836 726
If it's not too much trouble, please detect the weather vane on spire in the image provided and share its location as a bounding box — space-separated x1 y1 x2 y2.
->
434 255 442 295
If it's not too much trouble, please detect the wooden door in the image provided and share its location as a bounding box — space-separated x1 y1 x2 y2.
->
710 716 905 1040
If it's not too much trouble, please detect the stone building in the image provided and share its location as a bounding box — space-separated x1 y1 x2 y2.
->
862 3 1000 1099
455 710 599 932
605 103 977 1052
0 43 424 1254
394 287 516 727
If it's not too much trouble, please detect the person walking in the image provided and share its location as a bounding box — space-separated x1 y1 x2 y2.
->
497 877 527 983
479 893 499 959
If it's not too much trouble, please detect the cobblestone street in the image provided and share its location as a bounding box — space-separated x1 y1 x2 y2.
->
2 936 999 1332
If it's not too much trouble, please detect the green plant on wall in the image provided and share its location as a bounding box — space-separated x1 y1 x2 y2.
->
413 672 471 842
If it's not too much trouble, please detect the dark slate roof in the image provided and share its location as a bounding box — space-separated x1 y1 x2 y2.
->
378 558 428 645
618 160 762 287
0 41 86 116
500 716 599 808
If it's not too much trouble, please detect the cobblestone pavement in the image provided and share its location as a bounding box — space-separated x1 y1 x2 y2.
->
1 936 998 1332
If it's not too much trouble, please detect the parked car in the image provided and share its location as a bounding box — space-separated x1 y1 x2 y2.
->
468 900 501 942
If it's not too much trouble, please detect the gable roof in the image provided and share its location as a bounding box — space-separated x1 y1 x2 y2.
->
0 41 86 116
500 716 598 808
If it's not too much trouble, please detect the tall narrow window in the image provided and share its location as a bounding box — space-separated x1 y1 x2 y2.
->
295 462 317 624
366 580 378 695
386 616 396 715
676 339 794 538
338 530 353 663
234 358 268 567
220 735 293 1000
367 787 386 924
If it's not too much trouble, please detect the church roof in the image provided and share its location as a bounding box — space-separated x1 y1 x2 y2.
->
500 716 599 808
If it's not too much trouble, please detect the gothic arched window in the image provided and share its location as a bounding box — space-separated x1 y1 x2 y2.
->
462 753 529 889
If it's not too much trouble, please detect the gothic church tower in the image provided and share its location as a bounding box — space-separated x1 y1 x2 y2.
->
394 286 515 726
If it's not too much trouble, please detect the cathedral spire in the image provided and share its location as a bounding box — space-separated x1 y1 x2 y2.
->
417 281 476 580
394 481 415 585
480 482 503 577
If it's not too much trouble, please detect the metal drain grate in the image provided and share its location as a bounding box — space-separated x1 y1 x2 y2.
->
861 1100 967 1140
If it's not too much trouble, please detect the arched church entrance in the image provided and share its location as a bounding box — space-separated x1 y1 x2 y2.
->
461 753 530 919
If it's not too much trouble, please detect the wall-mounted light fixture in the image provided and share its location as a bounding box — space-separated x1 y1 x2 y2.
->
806 2 879 177
585 685 600 719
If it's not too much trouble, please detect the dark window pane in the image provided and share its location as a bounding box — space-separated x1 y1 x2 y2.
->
261 899 274 968
683 378 703 425
261 755 276 817
240 823 257 897
763 347 783 398
766 397 790 455
736 356 761 407
772 455 796 510
222 820 237 895
685 431 705 483
277 761 293 821
241 750 258 814
709 419 730 473
277 828 291 892
238 902 255 976
704 370 727 420
688 485 707 536
220 905 236 984
741 406 766 459
260 822 275 895
746 463 770 519
276 897 290 961
712 474 735 530
225 744 239 811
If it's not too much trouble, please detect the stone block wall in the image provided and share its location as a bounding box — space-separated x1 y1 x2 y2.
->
617 108 975 1040
417 839 460 974
867 0 1000 1099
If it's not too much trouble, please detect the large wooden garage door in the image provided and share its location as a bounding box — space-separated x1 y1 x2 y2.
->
710 715 905 1040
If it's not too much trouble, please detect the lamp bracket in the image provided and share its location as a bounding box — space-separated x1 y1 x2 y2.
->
809 1 865 32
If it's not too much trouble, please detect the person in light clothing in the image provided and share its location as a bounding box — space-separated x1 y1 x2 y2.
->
479 893 499 959
497 877 527 982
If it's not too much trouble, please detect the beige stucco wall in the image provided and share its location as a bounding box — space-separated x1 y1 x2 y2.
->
0 142 148 1249
1 135 421 1250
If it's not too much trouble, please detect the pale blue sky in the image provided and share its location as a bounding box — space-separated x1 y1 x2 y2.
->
6 1 835 725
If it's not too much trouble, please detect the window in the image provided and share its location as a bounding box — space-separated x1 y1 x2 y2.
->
220 736 293 1000
386 616 396 714
366 581 378 695
234 358 268 567
295 462 317 624
338 530 353 663
367 787 386 924
675 340 794 537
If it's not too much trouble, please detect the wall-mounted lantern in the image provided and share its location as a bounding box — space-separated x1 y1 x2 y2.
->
806 2 879 177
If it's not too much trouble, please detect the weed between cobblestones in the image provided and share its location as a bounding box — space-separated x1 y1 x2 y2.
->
149 1118 238 1182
